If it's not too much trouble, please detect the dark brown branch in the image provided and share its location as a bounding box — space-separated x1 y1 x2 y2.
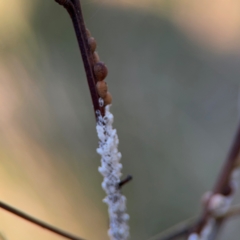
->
0 201 84 240
213 123 240 195
194 123 240 234
55 0 104 119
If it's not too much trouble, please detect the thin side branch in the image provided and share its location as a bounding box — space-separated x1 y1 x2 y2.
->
119 175 133 189
146 217 196 240
0 201 84 240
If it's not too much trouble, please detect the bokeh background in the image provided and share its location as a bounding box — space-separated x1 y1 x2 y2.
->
0 0 240 239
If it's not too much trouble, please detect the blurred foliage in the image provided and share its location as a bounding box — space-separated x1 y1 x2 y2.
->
0 0 240 240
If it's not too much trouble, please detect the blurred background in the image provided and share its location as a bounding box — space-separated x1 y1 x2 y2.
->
0 0 240 239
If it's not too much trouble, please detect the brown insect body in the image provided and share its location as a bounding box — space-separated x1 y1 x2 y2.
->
86 31 111 106
93 62 108 81
88 37 97 53
96 81 108 98
103 92 112 106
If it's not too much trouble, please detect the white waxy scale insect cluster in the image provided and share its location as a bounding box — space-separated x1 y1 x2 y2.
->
96 105 129 240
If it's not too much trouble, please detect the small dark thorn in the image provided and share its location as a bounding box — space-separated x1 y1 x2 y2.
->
119 175 133 188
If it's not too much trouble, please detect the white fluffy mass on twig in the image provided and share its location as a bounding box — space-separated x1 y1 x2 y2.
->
96 105 129 240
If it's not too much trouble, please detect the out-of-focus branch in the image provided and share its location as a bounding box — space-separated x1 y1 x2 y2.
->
0 201 84 240
148 203 240 240
0 233 7 240
150 124 240 240
147 217 196 240
190 123 240 239
212 125 240 195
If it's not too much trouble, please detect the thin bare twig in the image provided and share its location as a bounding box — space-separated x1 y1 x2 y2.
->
0 201 84 240
146 217 196 240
